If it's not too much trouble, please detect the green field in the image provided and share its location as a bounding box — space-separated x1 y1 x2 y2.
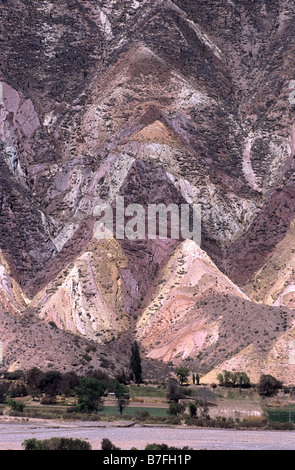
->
128 385 166 398
266 406 295 423
98 406 168 417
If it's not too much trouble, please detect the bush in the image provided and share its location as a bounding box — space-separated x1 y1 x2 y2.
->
22 437 91 450
101 438 121 450
7 398 25 412
22 439 46 450
145 443 192 450
168 402 185 416
40 395 57 405
135 410 150 420
268 421 295 431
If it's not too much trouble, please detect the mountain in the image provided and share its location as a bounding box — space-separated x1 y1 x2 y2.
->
0 0 295 384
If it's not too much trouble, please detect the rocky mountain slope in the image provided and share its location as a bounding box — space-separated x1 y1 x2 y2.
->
0 0 295 384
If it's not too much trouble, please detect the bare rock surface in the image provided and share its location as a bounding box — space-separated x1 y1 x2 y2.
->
0 0 295 382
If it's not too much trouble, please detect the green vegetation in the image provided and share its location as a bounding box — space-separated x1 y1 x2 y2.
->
168 402 185 416
98 406 168 417
74 378 106 413
166 379 183 402
144 443 192 450
0 366 294 433
188 401 197 417
175 366 190 385
22 437 91 450
128 385 166 398
107 379 130 415
266 405 295 424
217 370 251 388
130 341 142 384
101 438 121 450
258 374 282 397
7 398 26 413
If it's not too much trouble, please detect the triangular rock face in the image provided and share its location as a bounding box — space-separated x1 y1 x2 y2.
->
136 240 295 381
115 159 192 316
26 238 130 343
131 120 183 147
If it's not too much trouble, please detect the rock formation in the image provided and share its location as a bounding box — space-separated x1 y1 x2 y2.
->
0 0 295 383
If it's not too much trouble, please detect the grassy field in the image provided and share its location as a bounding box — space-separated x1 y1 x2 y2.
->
266 405 295 423
128 385 166 398
98 406 168 417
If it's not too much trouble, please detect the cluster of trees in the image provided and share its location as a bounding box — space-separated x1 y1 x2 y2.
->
217 370 251 388
216 370 284 397
166 377 216 418
0 341 143 416
75 377 130 415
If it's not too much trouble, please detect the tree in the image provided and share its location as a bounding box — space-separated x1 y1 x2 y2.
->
258 374 282 397
38 370 63 398
193 387 217 407
59 371 80 396
107 379 129 415
130 341 142 384
166 379 183 402
175 367 190 385
25 368 44 393
22 439 45 451
74 378 106 413
188 401 197 417
236 372 251 388
0 383 8 404
168 402 185 416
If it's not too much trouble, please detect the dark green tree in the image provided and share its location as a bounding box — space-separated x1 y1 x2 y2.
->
188 401 197 417
74 378 106 413
236 372 251 388
258 374 282 397
38 370 63 397
25 368 44 393
130 341 142 384
166 379 183 403
175 366 190 385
